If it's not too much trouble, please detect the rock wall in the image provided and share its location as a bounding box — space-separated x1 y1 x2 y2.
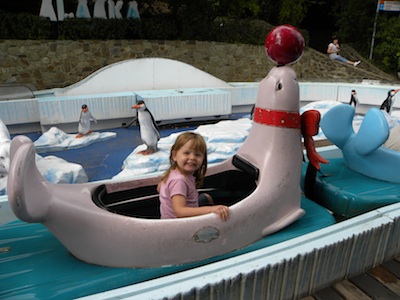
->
0 39 398 91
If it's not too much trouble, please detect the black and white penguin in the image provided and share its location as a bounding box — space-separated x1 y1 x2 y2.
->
349 89 359 107
380 89 399 114
132 100 161 155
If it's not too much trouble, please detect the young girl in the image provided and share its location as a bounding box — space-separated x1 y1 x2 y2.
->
158 132 229 221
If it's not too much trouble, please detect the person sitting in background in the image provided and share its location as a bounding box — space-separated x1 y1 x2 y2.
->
327 36 361 67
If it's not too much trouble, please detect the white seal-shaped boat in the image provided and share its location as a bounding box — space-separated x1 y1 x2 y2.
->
7 65 308 268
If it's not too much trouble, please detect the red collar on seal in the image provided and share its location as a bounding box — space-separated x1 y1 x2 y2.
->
253 106 300 129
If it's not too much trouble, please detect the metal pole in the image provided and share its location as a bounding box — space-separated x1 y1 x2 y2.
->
369 0 381 60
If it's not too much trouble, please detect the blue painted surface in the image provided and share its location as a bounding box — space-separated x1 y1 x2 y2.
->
0 197 335 300
14 114 249 181
13 125 196 182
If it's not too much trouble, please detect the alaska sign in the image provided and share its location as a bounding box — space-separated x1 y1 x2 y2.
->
39 0 140 21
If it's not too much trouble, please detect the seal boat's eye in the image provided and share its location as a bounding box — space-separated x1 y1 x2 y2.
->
276 82 283 91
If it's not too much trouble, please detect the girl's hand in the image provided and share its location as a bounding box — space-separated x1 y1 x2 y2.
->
210 205 229 221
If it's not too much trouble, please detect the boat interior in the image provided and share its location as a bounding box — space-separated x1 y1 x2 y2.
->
92 155 258 219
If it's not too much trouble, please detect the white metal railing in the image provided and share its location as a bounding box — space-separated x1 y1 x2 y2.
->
1 82 400 130
37 92 137 125
0 98 39 125
135 88 231 121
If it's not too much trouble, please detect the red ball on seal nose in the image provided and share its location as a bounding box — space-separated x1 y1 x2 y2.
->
265 25 305 65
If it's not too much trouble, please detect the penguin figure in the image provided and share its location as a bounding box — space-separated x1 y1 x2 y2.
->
380 89 399 114
76 104 97 138
349 89 359 107
132 100 160 155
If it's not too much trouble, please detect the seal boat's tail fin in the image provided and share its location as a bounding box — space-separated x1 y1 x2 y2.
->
7 136 51 223
354 108 389 155
320 104 354 149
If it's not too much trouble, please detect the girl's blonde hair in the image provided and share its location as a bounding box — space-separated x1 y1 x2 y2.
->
161 132 208 187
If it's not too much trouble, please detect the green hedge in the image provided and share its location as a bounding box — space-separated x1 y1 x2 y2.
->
0 12 56 39
0 11 309 46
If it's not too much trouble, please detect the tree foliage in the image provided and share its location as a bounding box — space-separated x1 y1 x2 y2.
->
331 0 400 72
163 0 216 39
374 15 400 71
279 0 307 27
211 0 260 18
331 0 377 55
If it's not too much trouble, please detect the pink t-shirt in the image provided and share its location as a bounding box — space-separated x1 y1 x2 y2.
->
159 169 199 219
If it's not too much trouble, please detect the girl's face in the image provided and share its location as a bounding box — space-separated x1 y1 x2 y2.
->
172 140 205 175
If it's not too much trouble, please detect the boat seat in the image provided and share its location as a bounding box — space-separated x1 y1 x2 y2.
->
301 158 400 218
232 155 259 181
91 158 259 218
92 184 161 219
